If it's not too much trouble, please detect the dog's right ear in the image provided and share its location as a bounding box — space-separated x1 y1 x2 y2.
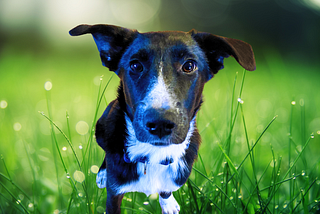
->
69 24 138 72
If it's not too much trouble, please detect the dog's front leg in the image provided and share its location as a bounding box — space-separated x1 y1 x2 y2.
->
159 192 180 214
106 186 124 214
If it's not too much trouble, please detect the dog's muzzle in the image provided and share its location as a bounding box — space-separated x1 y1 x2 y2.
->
131 106 189 145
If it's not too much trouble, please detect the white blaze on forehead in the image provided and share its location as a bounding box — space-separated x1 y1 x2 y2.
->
145 61 176 109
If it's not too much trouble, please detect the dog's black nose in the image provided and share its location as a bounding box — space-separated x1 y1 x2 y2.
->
146 120 175 139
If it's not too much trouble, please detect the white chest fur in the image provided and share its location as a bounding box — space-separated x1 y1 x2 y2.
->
118 114 196 196
117 159 185 196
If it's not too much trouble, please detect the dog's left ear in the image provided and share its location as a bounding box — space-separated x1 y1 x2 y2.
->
191 30 256 77
69 24 138 72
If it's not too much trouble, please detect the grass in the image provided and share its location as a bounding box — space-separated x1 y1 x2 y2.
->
0 48 320 213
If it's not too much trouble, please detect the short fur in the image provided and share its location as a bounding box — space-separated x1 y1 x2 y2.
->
69 24 255 214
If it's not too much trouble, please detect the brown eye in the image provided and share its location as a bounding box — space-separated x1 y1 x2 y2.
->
182 60 197 73
130 61 143 73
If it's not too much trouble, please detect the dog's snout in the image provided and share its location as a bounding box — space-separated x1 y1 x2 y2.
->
146 120 175 139
143 108 177 140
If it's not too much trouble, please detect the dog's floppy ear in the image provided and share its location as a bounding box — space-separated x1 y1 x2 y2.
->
191 30 256 76
69 24 138 72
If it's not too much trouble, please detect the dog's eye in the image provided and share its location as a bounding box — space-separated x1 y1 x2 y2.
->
130 61 143 73
182 60 197 73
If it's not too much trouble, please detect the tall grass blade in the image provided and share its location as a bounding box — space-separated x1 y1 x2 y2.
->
261 135 314 212
228 115 278 183
218 143 239 177
0 180 30 213
291 178 317 213
40 112 81 170
82 74 114 166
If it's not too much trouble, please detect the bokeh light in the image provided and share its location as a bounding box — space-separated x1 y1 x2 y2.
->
73 170 85 183
13 122 22 131
76 121 89 135
0 100 8 109
44 81 53 91
90 165 99 174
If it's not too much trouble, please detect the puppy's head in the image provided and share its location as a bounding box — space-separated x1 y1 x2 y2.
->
70 24 255 147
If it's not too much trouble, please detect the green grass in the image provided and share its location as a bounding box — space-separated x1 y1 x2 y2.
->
0 48 320 213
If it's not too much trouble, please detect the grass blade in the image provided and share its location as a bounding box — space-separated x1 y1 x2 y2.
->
40 112 81 170
218 143 239 177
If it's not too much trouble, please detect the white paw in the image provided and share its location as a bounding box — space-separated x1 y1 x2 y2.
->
96 168 107 188
159 194 180 214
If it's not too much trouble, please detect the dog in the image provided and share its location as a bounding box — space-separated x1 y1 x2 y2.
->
69 24 255 214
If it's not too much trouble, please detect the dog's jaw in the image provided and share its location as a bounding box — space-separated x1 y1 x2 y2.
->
125 113 195 165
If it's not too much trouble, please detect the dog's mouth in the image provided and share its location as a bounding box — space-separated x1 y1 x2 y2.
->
149 141 171 146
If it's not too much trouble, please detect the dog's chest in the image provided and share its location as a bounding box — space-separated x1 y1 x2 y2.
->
117 160 184 196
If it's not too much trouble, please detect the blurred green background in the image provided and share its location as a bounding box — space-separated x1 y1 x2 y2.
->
0 0 320 213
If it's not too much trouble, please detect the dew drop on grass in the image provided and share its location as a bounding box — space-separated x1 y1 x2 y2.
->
143 201 149 205
311 133 315 138
302 170 306 176
283 204 287 209
93 76 103 86
79 145 83 149
16 200 21 204
237 98 244 104
28 203 34 208
238 195 242 199
66 173 71 179
78 193 83 197
275 205 279 209
126 198 132 202
291 101 296 105
316 180 320 185
62 146 67 151
317 130 320 135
